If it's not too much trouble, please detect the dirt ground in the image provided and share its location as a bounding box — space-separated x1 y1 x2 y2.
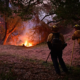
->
0 27 80 67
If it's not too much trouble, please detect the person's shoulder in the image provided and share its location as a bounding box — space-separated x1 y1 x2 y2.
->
48 33 53 36
77 30 80 32
74 30 79 34
75 30 80 34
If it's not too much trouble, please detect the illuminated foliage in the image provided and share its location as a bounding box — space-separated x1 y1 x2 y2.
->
0 0 44 45
3 15 23 45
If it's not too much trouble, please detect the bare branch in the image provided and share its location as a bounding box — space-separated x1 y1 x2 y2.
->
9 18 20 34
47 19 62 24
41 12 55 21
41 15 51 21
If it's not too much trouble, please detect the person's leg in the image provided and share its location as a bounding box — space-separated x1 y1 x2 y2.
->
58 52 68 73
51 52 61 75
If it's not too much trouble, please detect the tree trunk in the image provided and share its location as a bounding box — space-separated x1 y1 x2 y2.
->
3 33 10 45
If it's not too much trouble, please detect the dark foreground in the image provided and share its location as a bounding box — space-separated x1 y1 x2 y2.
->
0 54 80 80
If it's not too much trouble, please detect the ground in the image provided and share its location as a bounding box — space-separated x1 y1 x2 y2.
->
0 27 80 80
0 27 80 66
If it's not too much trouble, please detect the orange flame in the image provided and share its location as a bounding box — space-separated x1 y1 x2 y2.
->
22 41 32 47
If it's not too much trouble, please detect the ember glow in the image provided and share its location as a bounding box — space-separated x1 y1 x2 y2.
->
22 41 32 47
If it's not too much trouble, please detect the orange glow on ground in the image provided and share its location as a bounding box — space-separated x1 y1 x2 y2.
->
22 41 32 47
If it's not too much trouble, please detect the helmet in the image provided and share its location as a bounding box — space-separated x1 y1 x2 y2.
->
52 25 59 31
53 25 58 28
74 24 80 30
74 24 80 28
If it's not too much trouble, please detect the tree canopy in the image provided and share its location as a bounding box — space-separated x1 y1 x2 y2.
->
0 0 80 45
41 0 80 25
0 0 43 20
0 0 80 25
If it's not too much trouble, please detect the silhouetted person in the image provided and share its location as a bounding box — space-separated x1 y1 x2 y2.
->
47 25 68 75
72 24 80 45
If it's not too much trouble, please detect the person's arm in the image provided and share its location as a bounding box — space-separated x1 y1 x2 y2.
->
60 33 65 44
47 33 53 50
47 42 52 50
72 32 77 40
60 33 67 49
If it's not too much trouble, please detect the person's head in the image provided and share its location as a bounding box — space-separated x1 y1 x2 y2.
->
52 25 59 32
74 24 80 30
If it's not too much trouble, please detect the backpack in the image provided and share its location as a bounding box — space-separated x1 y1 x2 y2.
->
51 33 63 51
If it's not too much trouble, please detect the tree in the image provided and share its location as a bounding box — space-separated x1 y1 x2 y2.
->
3 16 22 45
41 0 80 25
0 0 43 45
9 0 43 20
31 15 51 44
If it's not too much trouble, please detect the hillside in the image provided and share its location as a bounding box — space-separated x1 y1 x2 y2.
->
0 27 80 66
0 27 80 80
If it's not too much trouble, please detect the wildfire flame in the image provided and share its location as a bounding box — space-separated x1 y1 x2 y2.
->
22 41 32 47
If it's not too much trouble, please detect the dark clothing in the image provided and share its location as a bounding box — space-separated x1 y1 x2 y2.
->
47 32 68 74
47 40 67 50
50 50 68 74
47 42 52 50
